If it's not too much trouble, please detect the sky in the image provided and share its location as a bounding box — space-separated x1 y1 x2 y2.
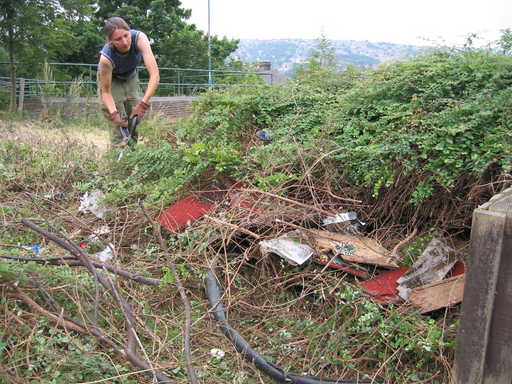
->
179 0 512 46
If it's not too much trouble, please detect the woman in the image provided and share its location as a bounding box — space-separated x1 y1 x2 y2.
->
98 17 160 145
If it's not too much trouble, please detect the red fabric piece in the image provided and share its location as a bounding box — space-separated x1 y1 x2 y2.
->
156 196 213 232
359 267 409 304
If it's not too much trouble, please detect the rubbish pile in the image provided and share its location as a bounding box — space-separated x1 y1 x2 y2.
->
150 183 466 383
3 183 467 384
157 184 465 315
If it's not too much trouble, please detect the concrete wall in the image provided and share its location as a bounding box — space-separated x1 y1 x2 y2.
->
150 96 197 118
22 96 197 120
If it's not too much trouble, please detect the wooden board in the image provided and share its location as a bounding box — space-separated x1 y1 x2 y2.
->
309 229 399 269
409 274 465 313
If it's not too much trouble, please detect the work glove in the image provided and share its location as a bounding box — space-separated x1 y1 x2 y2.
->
108 111 127 127
131 100 150 119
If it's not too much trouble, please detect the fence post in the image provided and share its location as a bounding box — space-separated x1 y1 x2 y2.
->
177 71 181 96
18 78 25 113
454 186 512 384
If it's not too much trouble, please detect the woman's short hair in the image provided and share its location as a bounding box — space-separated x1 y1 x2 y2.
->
104 17 130 40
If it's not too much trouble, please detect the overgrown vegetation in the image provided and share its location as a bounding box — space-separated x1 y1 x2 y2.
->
1 43 511 383
108 46 511 232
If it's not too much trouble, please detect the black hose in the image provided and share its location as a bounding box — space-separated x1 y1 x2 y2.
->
205 268 376 384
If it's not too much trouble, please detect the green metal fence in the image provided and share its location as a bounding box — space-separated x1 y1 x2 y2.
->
0 62 272 99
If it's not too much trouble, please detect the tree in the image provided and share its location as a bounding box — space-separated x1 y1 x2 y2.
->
0 0 53 110
92 0 238 69
0 0 239 107
0 0 95 109
499 28 512 54
292 34 339 86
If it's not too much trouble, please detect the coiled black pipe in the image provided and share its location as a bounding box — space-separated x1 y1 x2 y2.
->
205 268 376 384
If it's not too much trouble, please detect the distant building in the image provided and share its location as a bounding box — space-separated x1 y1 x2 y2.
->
255 61 271 72
254 61 272 83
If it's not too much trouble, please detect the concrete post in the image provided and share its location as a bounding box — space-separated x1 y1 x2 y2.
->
18 78 25 113
454 187 512 384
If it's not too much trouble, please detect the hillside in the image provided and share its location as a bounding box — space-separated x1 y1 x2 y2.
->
233 38 428 76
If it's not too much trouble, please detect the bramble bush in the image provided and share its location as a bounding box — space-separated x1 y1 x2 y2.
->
106 47 511 231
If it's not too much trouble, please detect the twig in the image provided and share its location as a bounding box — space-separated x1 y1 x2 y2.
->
203 214 261 239
240 188 334 216
390 227 418 259
139 201 198 384
155 224 198 384
323 184 363 203
6 281 86 334
4 278 174 384
0 255 161 286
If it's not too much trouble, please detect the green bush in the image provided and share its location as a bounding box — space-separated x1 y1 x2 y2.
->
329 50 512 196
104 48 511 228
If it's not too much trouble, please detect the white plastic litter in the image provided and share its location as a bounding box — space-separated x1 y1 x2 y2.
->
210 348 225 359
79 190 107 219
91 243 114 262
397 237 457 300
259 231 315 265
322 211 357 226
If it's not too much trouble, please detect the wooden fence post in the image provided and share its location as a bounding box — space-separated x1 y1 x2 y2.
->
18 78 25 113
454 187 512 384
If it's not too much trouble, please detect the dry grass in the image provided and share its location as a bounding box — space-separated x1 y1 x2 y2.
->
0 119 109 156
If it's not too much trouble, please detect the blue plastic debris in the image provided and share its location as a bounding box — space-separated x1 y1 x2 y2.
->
256 129 273 142
22 245 42 257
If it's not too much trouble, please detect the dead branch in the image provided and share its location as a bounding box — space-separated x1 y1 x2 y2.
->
5 279 178 383
241 188 335 216
390 227 418 259
323 184 364 204
0 255 161 286
6 281 87 334
20 219 174 384
155 223 198 384
139 199 198 384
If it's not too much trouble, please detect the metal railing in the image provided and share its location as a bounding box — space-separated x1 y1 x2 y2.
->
0 62 272 99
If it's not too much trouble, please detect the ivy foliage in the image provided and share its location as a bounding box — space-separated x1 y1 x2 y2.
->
330 50 512 196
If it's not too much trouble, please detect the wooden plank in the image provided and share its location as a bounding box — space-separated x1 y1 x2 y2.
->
409 274 465 313
309 229 398 269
